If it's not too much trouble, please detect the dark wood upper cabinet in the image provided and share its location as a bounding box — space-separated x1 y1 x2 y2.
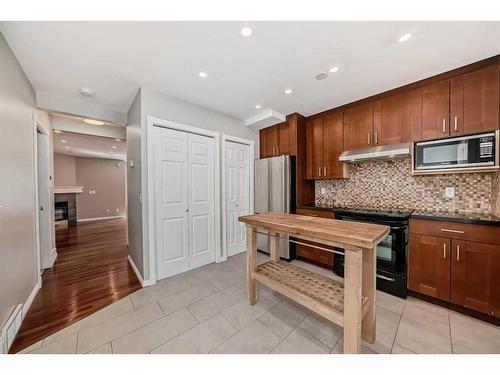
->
451 65 500 136
343 102 374 150
278 118 296 156
409 234 451 301
451 240 500 317
323 111 344 178
373 91 411 145
306 117 324 179
410 80 450 141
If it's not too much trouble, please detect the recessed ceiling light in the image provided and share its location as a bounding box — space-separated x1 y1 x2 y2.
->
79 87 96 97
198 71 208 78
60 139 67 143
64 146 70 149
241 26 253 37
54 129 62 134
398 32 413 43
109 151 114 154
284 89 293 95
255 104 262 109
315 73 328 80
82 118 105 126
329 66 340 73
112 145 117 149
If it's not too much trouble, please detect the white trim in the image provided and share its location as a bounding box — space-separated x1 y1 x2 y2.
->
128 255 152 287
77 215 126 223
22 280 41 319
146 115 222 285
221 134 255 261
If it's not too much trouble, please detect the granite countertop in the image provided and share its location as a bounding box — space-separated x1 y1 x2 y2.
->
411 211 500 226
296 204 500 226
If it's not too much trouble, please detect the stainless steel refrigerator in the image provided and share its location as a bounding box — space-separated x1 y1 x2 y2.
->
254 155 295 260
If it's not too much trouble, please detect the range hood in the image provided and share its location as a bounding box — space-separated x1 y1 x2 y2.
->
339 142 412 163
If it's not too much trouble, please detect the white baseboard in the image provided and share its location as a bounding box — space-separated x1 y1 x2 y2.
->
49 247 57 267
127 255 153 287
77 215 125 223
22 280 41 319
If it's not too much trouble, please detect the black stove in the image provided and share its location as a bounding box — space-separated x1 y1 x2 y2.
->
332 206 413 299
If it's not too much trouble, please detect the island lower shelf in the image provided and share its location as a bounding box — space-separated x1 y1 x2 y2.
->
255 260 371 327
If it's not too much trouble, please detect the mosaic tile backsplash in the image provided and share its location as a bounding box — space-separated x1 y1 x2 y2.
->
315 157 500 215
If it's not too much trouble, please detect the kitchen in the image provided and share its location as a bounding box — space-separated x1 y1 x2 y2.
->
255 56 500 323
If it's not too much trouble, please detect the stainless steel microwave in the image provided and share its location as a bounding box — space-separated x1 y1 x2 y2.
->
413 131 499 173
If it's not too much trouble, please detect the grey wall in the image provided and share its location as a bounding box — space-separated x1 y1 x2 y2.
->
54 153 76 186
126 88 258 280
0 33 54 327
126 89 144 276
75 157 126 220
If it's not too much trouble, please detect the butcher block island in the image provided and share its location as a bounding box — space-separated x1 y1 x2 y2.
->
238 212 390 354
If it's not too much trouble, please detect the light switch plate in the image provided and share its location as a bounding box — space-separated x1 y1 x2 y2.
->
445 187 455 198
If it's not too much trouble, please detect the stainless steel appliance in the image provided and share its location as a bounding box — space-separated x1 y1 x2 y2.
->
413 131 498 172
254 155 295 260
332 207 413 298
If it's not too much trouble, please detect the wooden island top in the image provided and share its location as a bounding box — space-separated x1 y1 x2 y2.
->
238 212 390 354
239 212 389 249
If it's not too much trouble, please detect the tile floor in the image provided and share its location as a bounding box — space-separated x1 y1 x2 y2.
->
18 252 500 354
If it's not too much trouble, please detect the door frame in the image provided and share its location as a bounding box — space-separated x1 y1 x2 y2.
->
221 134 255 261
146 115 221 285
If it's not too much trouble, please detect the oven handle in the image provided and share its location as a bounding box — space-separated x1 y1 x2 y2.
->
376 274 396 282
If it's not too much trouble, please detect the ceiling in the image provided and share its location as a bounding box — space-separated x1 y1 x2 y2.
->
2 22 500 121
53 131 126 160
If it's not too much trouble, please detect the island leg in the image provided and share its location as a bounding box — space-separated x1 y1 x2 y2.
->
246 225 257 305
343 245 362 354
269 231 279 261
361 245 377 344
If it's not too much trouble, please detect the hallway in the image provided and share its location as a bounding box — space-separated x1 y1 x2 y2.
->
10 218 141 353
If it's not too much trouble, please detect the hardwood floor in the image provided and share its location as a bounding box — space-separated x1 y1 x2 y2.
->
10 218 141 353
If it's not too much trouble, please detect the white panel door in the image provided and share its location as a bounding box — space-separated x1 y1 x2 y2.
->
187 133 215 269
37 132 52 270
226 141 250 257
154 127 189 279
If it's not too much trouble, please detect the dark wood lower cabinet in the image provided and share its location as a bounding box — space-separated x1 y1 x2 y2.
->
409 234 450 301
409 220 500 319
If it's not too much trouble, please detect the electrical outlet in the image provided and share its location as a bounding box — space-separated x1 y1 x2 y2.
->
445 187 455 198
106 209 110 213
320 187 326 194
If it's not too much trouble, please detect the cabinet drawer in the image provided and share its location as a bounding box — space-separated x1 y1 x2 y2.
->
314 249 334 266
296 243 314 260
410 219 500 246
296 208 333 219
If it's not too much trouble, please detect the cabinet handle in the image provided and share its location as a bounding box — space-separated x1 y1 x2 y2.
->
443 242 447 259
318 167 322 177
375 132 378 144
324 166 327 176
307 213 319 217
367 133 371 145
454 116 458 132
456 245 460 262
440 228 465 234
276 146 279 155
442 118 447 133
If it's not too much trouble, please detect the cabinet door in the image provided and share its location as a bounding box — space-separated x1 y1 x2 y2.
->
451 65 500 136
266 125 279 157
306 117 324 179
323 111 344 178
451 240 499 316
278 119 296 156
343 102 374 150
409 234 450 301
410 80 450 141
259 128 268 158
373 91 411 145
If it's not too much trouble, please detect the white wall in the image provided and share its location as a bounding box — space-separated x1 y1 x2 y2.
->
126 88 258 281
0 33 54 327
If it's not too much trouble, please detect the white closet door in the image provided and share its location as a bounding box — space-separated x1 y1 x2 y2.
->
187 133 215 269
226 141 250 257
154 127 189 279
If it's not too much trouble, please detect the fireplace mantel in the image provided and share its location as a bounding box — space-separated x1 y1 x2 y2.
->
54 186 84 194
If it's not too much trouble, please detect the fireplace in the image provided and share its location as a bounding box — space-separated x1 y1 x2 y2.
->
54 201 68 221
